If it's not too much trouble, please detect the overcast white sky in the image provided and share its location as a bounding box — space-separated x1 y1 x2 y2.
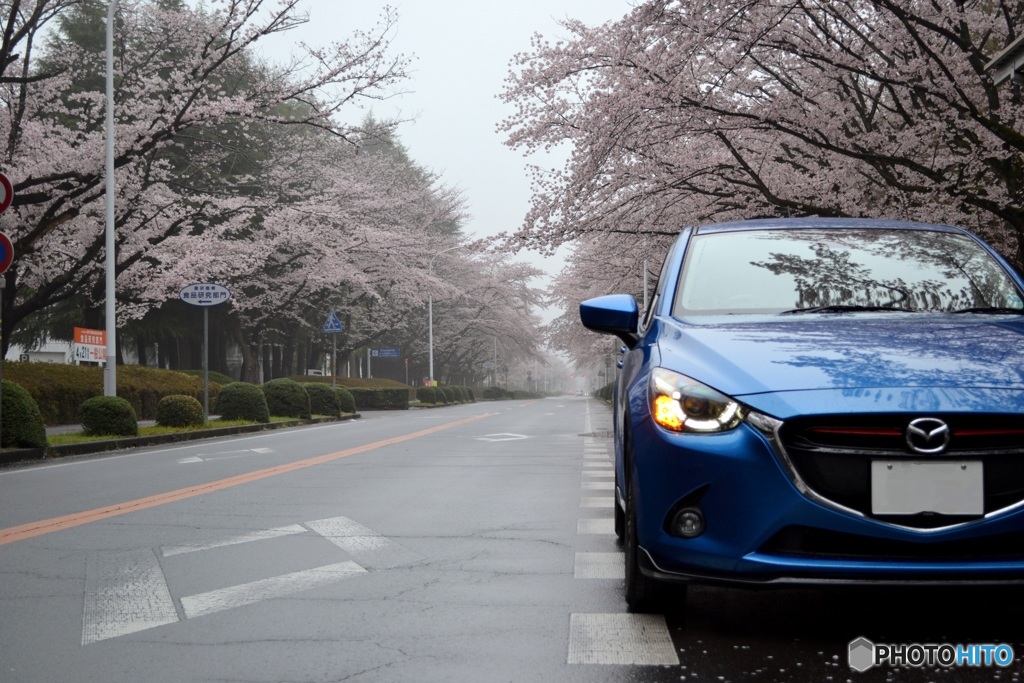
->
256 1 634 318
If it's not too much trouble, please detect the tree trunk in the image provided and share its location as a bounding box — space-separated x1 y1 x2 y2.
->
228 315 260 383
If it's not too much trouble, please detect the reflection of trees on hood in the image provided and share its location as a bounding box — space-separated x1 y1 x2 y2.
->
720 318 1024 398
751 230 1017 311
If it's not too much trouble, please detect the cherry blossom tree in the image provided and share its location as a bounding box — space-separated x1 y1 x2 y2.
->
0 0 412 357
501 0 1024 359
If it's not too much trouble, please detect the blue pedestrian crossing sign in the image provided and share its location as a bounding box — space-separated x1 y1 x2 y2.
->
323 309 343 333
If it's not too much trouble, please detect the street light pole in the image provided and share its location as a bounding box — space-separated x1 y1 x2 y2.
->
103 0 120 396
428 245 464 386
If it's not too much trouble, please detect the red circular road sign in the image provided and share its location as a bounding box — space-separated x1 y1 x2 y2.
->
0 173 12 214
0 231 12 274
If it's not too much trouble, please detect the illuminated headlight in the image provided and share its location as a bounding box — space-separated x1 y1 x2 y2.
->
649 367 745 433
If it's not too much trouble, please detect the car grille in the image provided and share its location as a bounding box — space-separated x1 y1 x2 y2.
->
776 414 1024 529
760 525 1024 563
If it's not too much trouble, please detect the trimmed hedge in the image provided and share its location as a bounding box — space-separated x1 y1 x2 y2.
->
262 378 311 418
334 387 356 414
180 369 236 386
416 386 437 404
4 362 215 424
215 382 270 423
79 396 138 437
156 394 205 428
439 386 456 404
346 387 410 410
303 382 340 416
1 380 46 448
596 381 614 402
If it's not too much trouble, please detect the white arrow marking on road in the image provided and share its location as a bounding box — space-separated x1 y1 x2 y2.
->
477 433 529 442
177 447 275 464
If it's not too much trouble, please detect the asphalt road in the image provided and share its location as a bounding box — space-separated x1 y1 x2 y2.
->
1 398 1022 682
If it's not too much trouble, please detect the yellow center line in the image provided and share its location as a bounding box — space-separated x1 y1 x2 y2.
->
0 412 494 546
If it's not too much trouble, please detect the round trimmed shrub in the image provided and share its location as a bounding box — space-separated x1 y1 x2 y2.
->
303 383 340 416
334 387 356 414
464 386 476 402
453 386 468 403
1 380 46 448
440 386 456 404
215 382 269 423
155 394 205 428
262 378 311 419
79 396 139 437
416 386 437 404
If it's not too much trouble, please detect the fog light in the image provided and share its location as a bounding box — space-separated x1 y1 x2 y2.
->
672 507 705 538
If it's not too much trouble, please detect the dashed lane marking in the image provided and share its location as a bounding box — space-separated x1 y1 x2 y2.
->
574 552 625 579
577 518 615 535
567 613 680 665
582 481 614 491
580 497 614 508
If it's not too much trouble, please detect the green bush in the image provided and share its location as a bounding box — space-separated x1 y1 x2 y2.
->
597 381 614 402
1 380 46 448
482 386 508 400
303 382 340 416
262 378 311 418
439 386 456 404
334 387 356 414
4 362 212 424
155 394 205 428
453 386 469 403
347 387 410 410
464 386 476 402
180 369 235 386
215 382 269 423
79 396 138 437
416 386 437 404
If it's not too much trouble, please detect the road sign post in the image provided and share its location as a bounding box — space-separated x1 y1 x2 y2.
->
180 283 232 421
323 309 343 388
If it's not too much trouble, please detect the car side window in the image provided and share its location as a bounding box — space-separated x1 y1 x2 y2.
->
640 246 675 332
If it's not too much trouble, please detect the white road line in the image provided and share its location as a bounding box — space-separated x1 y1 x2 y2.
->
161 524 308 557
580 497 614 508
574 552 625 579
306 516 422 569
577 518 615 535
82 548 178 645
582 471 614 478
583 462 609 468
582 481 614 491
567 613 680 665
180 561 365 620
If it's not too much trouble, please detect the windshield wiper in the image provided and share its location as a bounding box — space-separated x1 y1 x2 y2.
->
950 307 1024 315
780 305 914 315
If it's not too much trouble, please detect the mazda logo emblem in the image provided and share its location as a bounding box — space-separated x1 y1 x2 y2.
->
906 418 951 455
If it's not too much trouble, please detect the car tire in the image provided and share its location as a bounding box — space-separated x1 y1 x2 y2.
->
624 479 660 612
614 473 625 543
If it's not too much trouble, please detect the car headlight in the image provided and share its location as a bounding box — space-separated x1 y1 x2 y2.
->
649 367 745 433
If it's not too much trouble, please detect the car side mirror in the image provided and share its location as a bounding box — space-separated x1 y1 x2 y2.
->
579 294 641 348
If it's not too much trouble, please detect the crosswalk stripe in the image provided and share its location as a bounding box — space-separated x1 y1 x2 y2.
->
567 613 680 665
306 516 422 569
82 548 178 645
181 561 365 620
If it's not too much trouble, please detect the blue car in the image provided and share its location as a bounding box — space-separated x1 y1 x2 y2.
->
580 217 1024 612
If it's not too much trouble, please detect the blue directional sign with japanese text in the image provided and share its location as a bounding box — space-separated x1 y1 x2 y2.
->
324 309 343 333
370 348 400 359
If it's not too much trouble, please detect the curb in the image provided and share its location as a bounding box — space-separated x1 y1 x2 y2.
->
0 414 360 468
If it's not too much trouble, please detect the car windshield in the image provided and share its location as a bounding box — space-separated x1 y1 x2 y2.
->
673 227 1024 316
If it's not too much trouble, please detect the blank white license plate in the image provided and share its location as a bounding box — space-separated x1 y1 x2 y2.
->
871 461 983 515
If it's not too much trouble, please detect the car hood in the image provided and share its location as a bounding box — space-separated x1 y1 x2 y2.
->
656 315 1024 416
